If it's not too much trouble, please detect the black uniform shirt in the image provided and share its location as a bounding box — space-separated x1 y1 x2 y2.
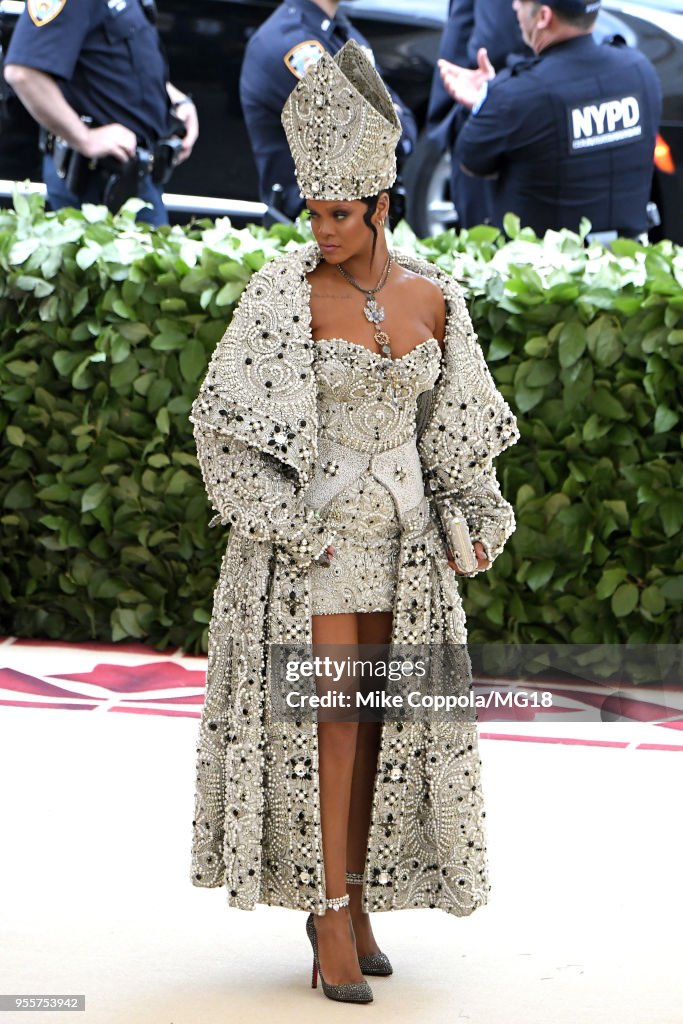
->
7 0 170 145
454 34 662 236
239 0 417 218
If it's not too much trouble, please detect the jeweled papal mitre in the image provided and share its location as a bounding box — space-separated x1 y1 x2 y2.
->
281 38 402 201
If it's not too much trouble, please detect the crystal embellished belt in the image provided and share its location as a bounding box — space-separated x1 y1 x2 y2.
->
302 434 428 523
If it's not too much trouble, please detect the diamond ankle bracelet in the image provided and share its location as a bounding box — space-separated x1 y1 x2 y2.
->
325 893 350 912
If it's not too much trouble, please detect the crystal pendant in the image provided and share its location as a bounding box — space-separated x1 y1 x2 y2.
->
364 295 385 325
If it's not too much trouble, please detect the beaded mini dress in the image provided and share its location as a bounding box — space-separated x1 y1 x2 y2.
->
303 336 442 615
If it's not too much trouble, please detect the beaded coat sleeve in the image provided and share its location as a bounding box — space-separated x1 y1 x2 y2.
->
190 261 335 567
436 460 516 571
191 431 335 565
416 269 520 574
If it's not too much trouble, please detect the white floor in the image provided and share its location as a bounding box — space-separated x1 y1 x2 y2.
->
0 707 681 1024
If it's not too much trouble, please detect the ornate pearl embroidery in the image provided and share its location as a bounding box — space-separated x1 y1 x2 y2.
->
189 240 519 920
307 339 441 616
281 41 401 201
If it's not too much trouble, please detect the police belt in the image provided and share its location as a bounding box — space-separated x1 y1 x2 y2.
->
39 126 180 210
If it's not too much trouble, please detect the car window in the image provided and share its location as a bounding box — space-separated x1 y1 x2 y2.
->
611 0 683 9
342 0 448 22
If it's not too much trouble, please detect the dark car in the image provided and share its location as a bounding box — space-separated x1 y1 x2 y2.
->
1 0 681 241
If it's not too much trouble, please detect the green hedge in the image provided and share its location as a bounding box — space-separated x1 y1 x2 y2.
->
1 196 681 651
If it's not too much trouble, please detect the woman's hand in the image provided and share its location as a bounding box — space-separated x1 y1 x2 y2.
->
447 541 490 575
316 544 336 566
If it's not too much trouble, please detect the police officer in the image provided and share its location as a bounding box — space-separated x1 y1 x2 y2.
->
439 0 662 239
4 0 199 225
427 0 531 227
239 0 417 222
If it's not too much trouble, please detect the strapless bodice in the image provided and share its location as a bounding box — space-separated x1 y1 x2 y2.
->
312 336 442 453
303 337 443 615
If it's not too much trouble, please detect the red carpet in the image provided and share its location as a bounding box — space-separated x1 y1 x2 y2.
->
1 637 681 750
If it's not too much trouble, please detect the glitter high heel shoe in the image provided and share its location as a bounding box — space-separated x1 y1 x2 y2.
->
346 872 394 977
306 895 374 1004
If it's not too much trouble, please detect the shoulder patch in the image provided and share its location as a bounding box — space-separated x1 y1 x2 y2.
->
284 40 326 80
28 0 67 26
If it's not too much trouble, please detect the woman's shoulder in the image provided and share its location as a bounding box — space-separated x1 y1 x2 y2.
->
250 242 319 280
396 265 446 304
392 249 466 301
233 244 319 309
393 266 445 335
391 250 475 348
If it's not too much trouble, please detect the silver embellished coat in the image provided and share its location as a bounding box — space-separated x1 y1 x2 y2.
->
190 241 519 917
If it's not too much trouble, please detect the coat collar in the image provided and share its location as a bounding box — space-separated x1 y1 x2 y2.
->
192 241 519 491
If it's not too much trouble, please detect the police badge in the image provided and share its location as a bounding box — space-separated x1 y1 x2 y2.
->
28 0 67 27
284 40 325 80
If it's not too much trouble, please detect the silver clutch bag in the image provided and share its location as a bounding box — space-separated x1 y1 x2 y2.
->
432 496 478 574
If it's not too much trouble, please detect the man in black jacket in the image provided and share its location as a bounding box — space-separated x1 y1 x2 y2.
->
439 0 662 239
428 0 531 227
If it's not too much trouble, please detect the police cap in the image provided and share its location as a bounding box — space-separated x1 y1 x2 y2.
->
542 0 601 12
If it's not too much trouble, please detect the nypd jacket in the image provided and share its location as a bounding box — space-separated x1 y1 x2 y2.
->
455 34 662 236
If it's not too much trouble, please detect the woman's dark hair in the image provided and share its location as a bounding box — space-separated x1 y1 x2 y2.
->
360 192 388 264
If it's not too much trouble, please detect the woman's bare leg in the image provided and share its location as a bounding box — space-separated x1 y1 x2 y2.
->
311 611 365 985
347 611 393 957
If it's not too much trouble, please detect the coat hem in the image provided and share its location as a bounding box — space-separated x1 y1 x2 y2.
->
191 877 490 918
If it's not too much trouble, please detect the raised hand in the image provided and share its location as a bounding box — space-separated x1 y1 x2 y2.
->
438 48 496 110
